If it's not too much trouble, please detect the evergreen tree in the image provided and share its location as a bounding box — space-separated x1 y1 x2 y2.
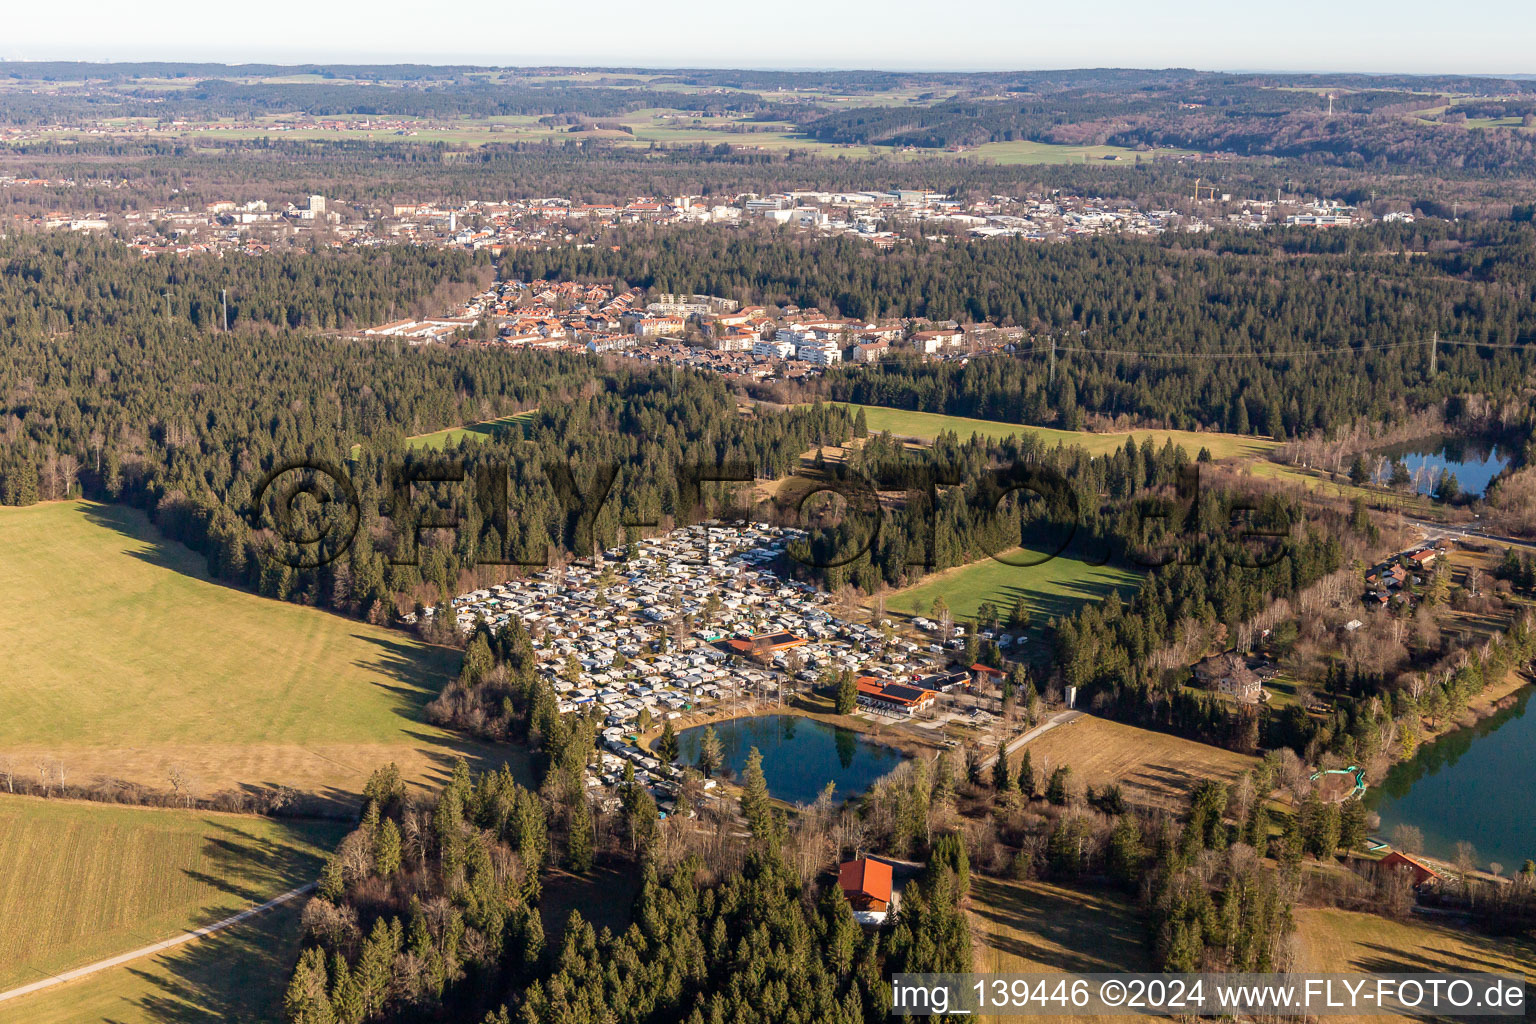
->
1017 749 1037 798
329 952 364 1024
739 746 780 847
834 669 858 714
566 795 594 873
622 768 660 856
696 725 724 778
657 719 680 764
355 918 395 1019
929 831 970 897
1339 799 1369 854
283 947 336 1024
1045 765 1072 805
318 854 346 903
1106 814 1145 888
375 818 402 878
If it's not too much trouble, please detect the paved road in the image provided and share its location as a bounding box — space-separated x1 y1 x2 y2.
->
0 882 316 1006
1401 517 1534 552
980 709 1083 768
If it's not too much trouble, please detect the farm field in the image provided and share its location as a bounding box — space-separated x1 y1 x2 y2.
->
5 112 1199 164
0 890 305 1024
0 501 515 804
968 876 1156 1024
1294 908 1536 1023
834 404 1276 460
0 798 343 998
884 545 1142 626
1013 714 1256 811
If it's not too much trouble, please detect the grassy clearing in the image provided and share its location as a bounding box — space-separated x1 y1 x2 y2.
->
538 864 641 944
968 875 1154 1023
836 404 1276 460
0 891 305 1024
965 140 1195 165
0 797 343 996
350 410 539 459
1013 714 1256 811
884 546 1141 626
401 410 539 450
0 501 516 803
1295 908 1536 1022
1241 459 1440 517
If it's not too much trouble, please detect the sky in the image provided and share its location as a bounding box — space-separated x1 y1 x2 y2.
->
6 0 1534 75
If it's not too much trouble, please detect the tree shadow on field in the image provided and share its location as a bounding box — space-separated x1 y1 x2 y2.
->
350 632 460 692
1349 929 1536 976
968 877 1151 975
182 820 335 909
123 899 304 1023
398 727 534 789
79 502 249 597
982 561 1139 623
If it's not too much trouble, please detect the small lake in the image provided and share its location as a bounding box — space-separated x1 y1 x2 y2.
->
675 714 907 805
1373 436 1510 497
1367 686 1536 871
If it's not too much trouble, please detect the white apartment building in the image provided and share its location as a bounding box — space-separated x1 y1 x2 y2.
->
754 338 797 359
797 341 842 366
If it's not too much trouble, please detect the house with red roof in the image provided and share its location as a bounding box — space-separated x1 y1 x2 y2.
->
1379 851 1445 888
838 857 894 922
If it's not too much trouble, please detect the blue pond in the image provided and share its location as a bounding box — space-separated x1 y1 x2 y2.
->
1374 437 1510 498
675 714 906 805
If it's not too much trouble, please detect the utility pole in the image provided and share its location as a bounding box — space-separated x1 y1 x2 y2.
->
221 289 229 332
1048 337 1056 386
1430 331 1438 375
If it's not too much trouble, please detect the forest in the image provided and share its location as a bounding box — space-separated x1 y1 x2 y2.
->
0 234 493 332
0 236 855 620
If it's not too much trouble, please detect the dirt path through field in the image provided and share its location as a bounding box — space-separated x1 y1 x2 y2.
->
0 883 315 1007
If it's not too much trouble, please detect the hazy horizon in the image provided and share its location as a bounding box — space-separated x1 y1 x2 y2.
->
7 0 1533 78
2 58 1535 79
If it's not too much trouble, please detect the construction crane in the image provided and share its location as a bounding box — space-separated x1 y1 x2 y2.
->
1192 178 1217 202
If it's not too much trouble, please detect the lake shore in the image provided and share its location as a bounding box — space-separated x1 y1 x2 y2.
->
638 692 945 761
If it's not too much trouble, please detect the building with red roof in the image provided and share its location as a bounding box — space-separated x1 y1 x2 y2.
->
838 857 893 914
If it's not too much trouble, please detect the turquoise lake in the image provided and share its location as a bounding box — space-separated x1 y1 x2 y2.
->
1368 686 1536 871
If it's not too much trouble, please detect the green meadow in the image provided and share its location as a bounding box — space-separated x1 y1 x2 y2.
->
836 403 1276 459
0 798 343 997
0 501 510 802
